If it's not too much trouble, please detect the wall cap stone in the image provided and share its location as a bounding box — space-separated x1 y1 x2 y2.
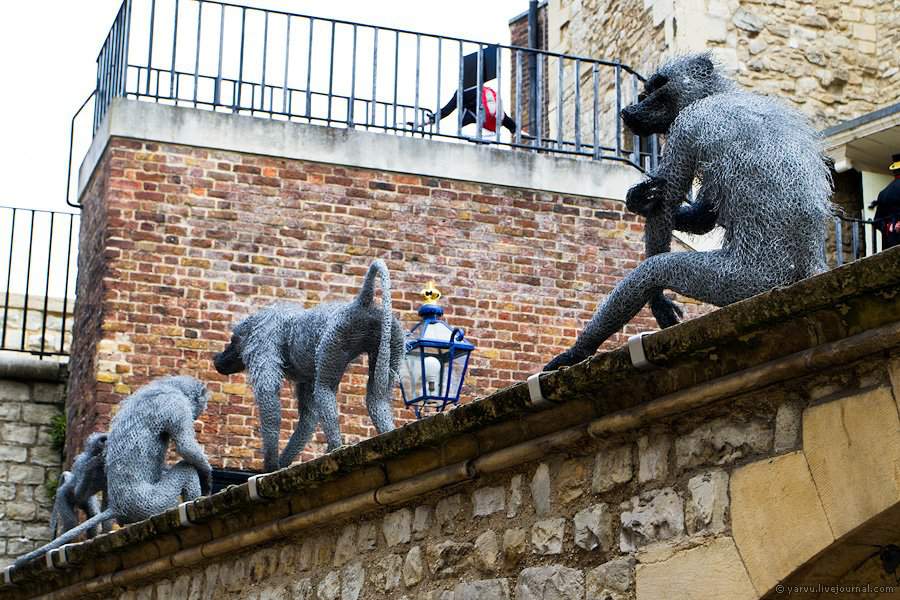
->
0 356 67 385
78 98 642 204
5 248 900 597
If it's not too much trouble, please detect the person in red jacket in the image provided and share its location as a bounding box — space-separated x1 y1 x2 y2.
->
870 153 900 250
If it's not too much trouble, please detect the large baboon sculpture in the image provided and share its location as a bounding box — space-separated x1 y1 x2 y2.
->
15 376 211 566
213 259 405 472
49 432 110 538
545 53 832 371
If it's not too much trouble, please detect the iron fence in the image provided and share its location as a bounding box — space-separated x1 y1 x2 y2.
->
833 214 890 266
0 207 80 358
87 0 659 175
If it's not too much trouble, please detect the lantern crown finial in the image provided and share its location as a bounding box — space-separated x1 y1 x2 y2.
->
421 281 441 304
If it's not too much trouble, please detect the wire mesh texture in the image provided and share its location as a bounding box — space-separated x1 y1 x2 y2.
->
0 207 80 359
87 0 660 175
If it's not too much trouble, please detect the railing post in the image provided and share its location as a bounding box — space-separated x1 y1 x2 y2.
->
834 216 843 267
121 0 133 99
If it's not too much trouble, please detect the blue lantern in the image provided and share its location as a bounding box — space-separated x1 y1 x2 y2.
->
399 283 475 419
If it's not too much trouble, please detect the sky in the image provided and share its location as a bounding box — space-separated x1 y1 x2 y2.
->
0 0 529 215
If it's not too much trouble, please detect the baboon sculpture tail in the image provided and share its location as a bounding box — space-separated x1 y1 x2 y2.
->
14 508 115 567
356 259 394 404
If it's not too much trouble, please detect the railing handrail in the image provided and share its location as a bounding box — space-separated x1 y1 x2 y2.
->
75 0 663 210
0 205 80 216
190 0 645 75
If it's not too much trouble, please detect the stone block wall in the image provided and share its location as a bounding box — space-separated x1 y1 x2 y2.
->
0 295 75 359
109 340 900 600
0 358 66 568
68 131 708 470
6 247 899 599
544 0 900 130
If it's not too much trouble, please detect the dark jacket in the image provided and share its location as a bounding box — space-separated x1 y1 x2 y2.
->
873 178 900 249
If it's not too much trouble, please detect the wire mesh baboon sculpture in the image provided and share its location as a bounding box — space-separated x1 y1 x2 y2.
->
213 259 405 472
15 376 212 566
545 53 832 371
49 432 110 538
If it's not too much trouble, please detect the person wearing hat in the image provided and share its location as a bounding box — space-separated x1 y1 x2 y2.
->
870 153 900 250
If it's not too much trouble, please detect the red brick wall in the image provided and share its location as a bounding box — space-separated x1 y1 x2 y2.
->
69 136 708 469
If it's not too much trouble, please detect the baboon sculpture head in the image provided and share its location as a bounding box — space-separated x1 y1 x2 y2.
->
213 333 246 375
620 53 729 137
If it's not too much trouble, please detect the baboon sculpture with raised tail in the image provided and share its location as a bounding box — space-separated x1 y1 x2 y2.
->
545 53 832 371
14 376 212 567
213 259 405 472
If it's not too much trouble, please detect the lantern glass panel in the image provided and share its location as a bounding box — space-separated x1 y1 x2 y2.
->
446 350 470 399
399 348 423 402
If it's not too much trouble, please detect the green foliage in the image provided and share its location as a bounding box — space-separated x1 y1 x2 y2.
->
45 473 60 503
50 413 66 454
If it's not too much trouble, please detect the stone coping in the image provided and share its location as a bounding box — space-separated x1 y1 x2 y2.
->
78 98 642 205
4 247 900 597
0 355 67 384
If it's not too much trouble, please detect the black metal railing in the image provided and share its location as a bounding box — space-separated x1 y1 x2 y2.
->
87 0 658 172
832 214 888 266
0 207 80 358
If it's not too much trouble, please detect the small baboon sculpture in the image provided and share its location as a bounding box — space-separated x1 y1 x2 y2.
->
213 259 405 472
49 432 111 538
15 376 212 566
545 53 832 370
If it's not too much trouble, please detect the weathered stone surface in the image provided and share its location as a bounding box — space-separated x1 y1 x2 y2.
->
474 530 499 573
290 579 313 600
502 528 527 566
587 556 635 597
340 562 364 600
472 486 505 517
637 434 670 484
3 501 35 521
421 591 454 600
0 445 26 463
507 474 522 518
0 423 35 445
733 8 765 31
516 566 584 600
731 451 833 594
383 508 412 547
428 540 473 577
20 404 59 425
573 503 613 551
412 505 433 540
556 458 589 504
334 524 357 566
531 518 566 555
403 546 426 587
620 488 684 552
685 470 729 534
803 387 900 539
675 418 772 471
370 554 402 592
774 400 803 452
635 537 756 600
317 570 341 600
452 579 510 600
249 548 279 582
357 522 377 552
219 559 247 592
592 444 633 493
530 463 551 516
435 494 463 531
